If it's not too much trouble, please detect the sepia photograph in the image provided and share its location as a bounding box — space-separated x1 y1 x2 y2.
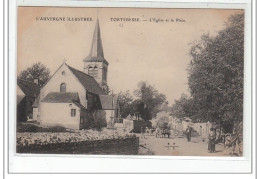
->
16 7 244 156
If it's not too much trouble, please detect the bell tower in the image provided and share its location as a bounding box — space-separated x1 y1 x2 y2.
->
83 19 109 93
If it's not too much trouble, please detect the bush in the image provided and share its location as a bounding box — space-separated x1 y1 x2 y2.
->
17 123 67 133
17 123 40 132
93 110 107 130
45 125 67 132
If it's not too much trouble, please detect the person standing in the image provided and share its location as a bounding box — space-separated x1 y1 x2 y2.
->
208 128 216 153
141 127 144 138
186 126 192 142
199 126 202 136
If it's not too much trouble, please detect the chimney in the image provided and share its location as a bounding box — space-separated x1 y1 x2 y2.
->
34 78 39 85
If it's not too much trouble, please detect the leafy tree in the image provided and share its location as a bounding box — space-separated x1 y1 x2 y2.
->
18 62 51 87
188 13 244 124
93 110 107 130
133 81 166 121
172 94 198 121
117 90 134 118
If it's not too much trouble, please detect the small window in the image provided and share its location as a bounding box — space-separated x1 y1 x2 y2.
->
60 83 66 92
62 71 65 75
71 109 76 117
88 65 98 77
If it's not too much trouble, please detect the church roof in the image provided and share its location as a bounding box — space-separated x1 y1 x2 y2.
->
17 79 40 98
83 19 109 65
67 65 106 95
41 92 87 109
99 95 118 110
41 92 80 103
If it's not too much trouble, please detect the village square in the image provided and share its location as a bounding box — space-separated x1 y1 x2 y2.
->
16 8 243 156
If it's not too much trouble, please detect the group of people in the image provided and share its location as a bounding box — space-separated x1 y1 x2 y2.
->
140 127 171 138
141 124 217 153
140 127 154 138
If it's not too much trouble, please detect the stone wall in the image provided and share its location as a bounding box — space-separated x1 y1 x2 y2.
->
17 137 139 155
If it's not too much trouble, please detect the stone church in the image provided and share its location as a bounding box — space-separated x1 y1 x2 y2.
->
32 20 120 130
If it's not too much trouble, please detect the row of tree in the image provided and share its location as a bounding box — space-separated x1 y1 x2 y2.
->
117 81 166 121
172 13 244 126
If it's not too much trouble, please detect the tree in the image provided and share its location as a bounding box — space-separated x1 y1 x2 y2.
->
188 13 244 125
172 94 198 121
117 90 134 118
18 62 51 87
133 81 166 121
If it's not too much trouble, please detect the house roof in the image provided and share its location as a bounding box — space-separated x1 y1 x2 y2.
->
67 65 106 95
99 95 118 110
17 95 25 104
83 20 109 65
17 79 40 97
41 92 80 103
73 101 86 109
40 92 86 109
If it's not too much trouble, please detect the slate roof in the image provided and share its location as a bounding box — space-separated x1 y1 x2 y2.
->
83 20 109 65
83 56 108 65
73 101 86 109
17 79 40 97
67 65 106 95
99 95 118 110
41 92 80 103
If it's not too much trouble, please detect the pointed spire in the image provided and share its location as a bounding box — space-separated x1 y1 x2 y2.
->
89 19 104 58
83 19 108 65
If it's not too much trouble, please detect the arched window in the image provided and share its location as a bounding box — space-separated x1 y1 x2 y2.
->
87 66 93 74
60 83 66 92
62 71 65 75
88 65 98 77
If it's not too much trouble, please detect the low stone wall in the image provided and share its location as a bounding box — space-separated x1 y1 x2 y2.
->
17 137 139 155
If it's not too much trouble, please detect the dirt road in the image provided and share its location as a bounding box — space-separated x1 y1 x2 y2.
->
138 134 227 156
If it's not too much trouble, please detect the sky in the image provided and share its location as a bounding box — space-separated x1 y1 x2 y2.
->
17 7 243 105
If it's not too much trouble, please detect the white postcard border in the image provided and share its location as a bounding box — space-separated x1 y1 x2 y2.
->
8 0 253 174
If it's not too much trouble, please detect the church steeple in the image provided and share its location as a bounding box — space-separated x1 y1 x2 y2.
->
83 19 109 94
89 19 104 58
83 19 108 65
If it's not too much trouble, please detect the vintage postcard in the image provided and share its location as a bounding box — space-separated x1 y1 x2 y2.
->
16 7 244 157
